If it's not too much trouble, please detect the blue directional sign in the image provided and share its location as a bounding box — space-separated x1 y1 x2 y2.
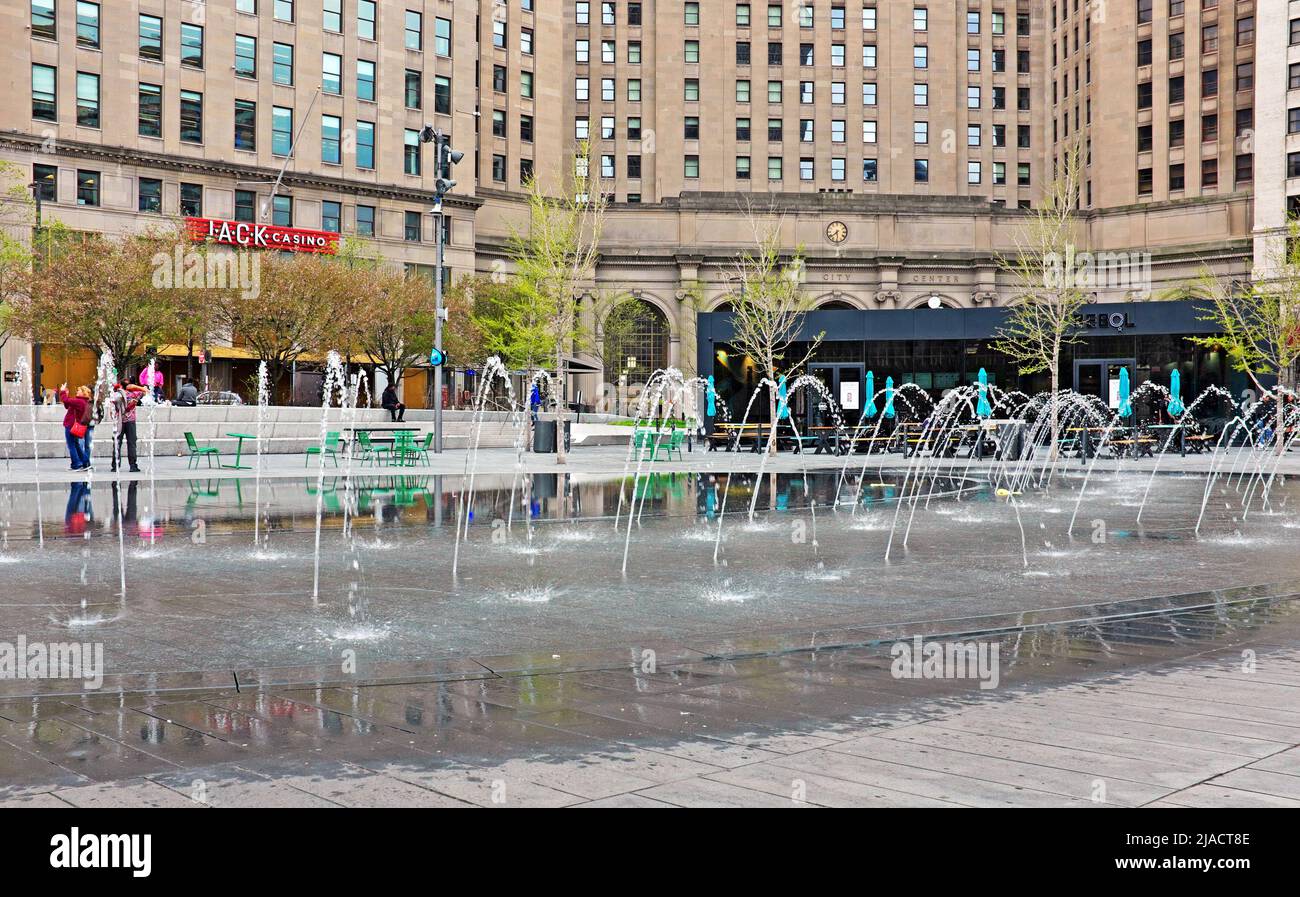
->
429 347 445 367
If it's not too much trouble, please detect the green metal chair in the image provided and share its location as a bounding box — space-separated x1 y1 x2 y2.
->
184 432 221 469
305 431 341 467
653 429 686 461
357 431 391 467
409 432 434 466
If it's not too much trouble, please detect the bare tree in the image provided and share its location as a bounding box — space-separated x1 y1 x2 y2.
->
727 211 822 454
993 141 1088 457
1189 216 1300 455
510 140 607 463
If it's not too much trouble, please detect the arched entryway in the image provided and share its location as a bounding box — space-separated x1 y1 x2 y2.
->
603 298 670 386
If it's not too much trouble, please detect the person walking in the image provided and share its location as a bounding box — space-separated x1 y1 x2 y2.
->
381 383 406 422
110 380 145 473
57 383 92 470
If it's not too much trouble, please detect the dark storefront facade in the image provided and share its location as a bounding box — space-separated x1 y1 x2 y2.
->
698 300 1253 425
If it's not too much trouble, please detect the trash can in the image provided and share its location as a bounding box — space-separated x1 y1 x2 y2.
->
532 419 571 453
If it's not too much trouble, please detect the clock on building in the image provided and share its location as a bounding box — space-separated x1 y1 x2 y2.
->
825 220 848 244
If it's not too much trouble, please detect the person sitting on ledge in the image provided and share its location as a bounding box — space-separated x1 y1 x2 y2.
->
174 378 198 407
381 383 406 422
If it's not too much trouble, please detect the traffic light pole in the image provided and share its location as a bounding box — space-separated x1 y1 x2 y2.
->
433 208 444 454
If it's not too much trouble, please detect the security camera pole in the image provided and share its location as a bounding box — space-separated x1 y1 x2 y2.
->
421 126 463 453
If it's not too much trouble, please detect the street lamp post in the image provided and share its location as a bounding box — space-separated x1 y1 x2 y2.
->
421 126 463 453
27 178 49 404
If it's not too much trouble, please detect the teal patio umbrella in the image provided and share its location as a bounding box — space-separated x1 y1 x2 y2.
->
883 376 896 419
976 368 992 419
1117 367 1133 419
776 375 790 420
863 370 877 417
706 374 716 417
1167 369 1185 417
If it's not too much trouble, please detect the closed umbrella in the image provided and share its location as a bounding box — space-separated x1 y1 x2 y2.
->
1167 369 1185 417
776 375 790 420
883 376 896 419
976 367 992 419
1117 367 1133 419
706 374 716 417
863 370 877 417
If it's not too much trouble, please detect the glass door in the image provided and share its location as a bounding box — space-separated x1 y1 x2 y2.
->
1074 358 1136 409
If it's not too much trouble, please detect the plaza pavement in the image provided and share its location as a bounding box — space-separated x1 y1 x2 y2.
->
0 596 1297 808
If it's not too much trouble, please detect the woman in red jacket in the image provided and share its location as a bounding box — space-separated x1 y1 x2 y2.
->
58 383 92 470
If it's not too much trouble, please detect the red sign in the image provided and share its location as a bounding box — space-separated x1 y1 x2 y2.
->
185 217 339 254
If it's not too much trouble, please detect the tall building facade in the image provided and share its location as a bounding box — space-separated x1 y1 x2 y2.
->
0 0 1288 404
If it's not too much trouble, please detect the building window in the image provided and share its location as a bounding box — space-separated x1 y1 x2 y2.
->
1201 158 1218 187
768 4 781 27
139 14 163 62
628 2 641 26
967 161 981 184
1236 62 1253 92
76 72 100 128
180 23 204 68
235 35 257 77
685 40 700 64
627 154 641 178
767 156 782 180
914 159 928 182
322 115 341 164
684 116 699 139
914 7 928 31
863 120 877 143
684 155 699 178
800 158 813 180
914 121 928 144
357 59 376 102
1201 68 1217 98
180 183 202 217
685 2 699 25
1234 154 1251 184
436 17 452 56
521 114 534 143
272 106 292 156
863 82 877 105
736 156 751 179
492 154 507 182
356 205 375 236
602 3 615 26
831 158 845 181
914 46 927 69
493 110 507 137
406 70 422 109
235 190 256 222
521 72 534 98
321 200 341 233
768 118 783 141
273 43 294 85
494 66 508 93
863 158 877 182
324 0 342 33
521 159 534 182
272 195 292 227
493 20 506 49
435 76 451 114
234 99 257 150
76 170 99 206
356 121 375 169
274 0 293 22
76 1 99 49
522 28 533 55
25 68 53 125
138 83 163 137
628 79 641 101
406 11 423 51
323 53 341 95
405 129 421 174
138 177 162 213
32 0 56 40
1017 163 1031 186
1169 163 1185 191
358 1 376 40
1236 16 1253 46
629 41 641 63
576 2 589 25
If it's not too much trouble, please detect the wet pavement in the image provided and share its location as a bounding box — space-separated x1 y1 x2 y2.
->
1 595 1297 807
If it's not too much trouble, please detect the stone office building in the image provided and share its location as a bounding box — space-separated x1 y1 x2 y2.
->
0 0 1290 412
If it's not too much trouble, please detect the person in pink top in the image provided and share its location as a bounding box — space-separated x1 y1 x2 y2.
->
140 364 165 402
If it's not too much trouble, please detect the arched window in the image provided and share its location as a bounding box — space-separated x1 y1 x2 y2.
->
604 299 669 385
818 300 855 310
